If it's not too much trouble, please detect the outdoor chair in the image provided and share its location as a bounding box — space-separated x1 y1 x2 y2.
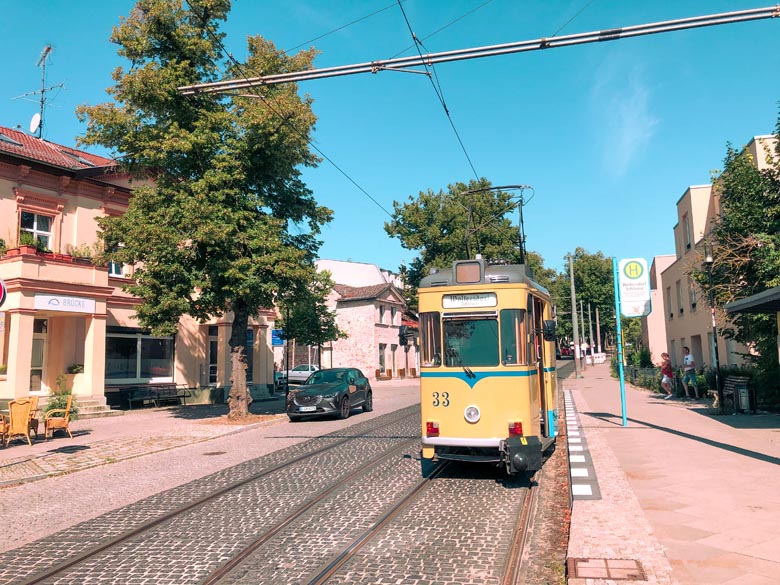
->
28 395 40 439
45 394 73 440
3 399 34 446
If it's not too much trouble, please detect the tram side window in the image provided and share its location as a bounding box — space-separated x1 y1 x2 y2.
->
420 312 442 367
500 309 527 365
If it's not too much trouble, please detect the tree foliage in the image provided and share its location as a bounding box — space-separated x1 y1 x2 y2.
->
277 271 347 363
385 178 555 307
702 117 780 369
76 0 331 417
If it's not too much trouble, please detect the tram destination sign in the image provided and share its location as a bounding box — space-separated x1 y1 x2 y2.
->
618 258 651 318
442 293 497 309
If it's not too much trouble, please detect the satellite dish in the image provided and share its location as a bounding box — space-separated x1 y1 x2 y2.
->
29 113 41 134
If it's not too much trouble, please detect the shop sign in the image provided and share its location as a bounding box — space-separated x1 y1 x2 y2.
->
34 294 96 314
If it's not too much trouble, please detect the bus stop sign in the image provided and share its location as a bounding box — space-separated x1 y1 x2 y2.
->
618 258 651 318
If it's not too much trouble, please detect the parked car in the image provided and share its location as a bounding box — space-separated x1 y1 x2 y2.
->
281 364 319 385
286 367 373 421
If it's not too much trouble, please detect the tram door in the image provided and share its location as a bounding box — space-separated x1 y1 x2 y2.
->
532 297 548 436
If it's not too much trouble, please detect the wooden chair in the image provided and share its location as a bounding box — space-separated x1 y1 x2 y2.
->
45 394 73 440
28 396 40 439
3 399 34 446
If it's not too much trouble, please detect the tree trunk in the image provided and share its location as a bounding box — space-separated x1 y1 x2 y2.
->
227 302 251 419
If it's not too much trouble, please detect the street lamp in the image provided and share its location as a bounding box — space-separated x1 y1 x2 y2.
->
703 243 723 413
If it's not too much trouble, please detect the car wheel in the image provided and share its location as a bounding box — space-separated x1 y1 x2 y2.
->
338 396 350 419
362 390 373 412
288 415 301 422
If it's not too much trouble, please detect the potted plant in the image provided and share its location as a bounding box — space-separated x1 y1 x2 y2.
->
45 374 80 420
18 232 38 254
65 364 85 394
0 364 7 375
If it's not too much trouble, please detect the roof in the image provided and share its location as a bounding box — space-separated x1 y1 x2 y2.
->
333 283 402 302
725 287 780 315
0 125 116 170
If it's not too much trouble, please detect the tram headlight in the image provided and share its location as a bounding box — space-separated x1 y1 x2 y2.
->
464 405 480 424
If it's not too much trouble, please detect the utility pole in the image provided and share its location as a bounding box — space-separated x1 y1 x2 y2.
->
588 304 596 363
569 255 581 378
595 307 602 353
580 299 587 370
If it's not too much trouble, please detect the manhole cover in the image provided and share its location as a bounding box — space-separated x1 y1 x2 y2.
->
567 558 646 581
202 451 227 456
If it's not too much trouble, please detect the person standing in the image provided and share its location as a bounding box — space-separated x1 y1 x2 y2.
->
660 353 674 398
681 346 699 399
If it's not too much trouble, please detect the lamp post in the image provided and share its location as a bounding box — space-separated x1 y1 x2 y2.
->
703 244 723 413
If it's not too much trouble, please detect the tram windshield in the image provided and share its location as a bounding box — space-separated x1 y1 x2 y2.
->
443 317 499 367
421 309 531 368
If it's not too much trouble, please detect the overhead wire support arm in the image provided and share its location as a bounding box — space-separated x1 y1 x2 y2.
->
178 6 779 94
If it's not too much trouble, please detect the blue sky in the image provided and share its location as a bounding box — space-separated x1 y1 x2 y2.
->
2 1 779 276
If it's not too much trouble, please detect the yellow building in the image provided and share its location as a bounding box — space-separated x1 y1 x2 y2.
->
0 126 276 409
659 136 777 369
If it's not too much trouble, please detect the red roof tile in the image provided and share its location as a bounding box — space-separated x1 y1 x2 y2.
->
0 124 116 170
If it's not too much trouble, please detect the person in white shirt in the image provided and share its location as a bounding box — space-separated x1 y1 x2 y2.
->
681 346 699 399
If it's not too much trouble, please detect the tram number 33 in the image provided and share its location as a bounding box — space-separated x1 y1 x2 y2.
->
432 392 450 407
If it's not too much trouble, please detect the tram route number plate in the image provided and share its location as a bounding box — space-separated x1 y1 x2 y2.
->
298 406 316 412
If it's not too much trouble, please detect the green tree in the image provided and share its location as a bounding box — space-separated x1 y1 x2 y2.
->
77 0 331 418
701 119 780 370
277 271 347 365
553 248 617 353
385 178 555 305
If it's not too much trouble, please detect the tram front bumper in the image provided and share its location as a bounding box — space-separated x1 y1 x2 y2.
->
504 436 542 473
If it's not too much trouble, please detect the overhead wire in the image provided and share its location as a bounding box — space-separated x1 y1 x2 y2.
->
182 0 397 222
282 1 405 55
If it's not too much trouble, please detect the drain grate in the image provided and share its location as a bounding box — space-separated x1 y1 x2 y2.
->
567 558 646 581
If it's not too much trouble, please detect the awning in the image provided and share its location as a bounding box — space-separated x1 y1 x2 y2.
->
725 286 780 314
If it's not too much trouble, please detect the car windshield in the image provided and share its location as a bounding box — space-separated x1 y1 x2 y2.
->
293 365 311 372
306 370 345 385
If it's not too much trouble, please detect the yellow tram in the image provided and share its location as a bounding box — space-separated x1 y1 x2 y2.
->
418 255 558 474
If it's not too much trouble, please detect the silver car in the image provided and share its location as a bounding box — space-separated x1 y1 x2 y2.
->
281 364 319 385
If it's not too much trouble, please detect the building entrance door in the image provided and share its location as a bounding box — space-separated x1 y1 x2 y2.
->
30 318 49 394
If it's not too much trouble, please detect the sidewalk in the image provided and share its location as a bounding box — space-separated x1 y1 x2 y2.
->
564 361 780 585
0 376 419 488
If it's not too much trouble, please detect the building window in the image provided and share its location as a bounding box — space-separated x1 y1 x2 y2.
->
676 280 683 315
688 277 697 311
670 340 677 366
107 244 125 277
390 306 396 325
208 326 218 385
378 305 385 324
666 286 673 320
378 343 386 372
106 330 174 382
683 213 692 250
20 211 53 249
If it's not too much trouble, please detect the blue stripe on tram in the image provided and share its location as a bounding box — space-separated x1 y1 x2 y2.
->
421 370 537 389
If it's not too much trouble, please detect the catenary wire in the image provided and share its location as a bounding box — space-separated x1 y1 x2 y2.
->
395 0 481 184
389 0 495 59
182 0 397 221
283 1 405 55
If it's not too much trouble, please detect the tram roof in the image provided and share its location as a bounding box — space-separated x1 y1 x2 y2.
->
419 260 549 296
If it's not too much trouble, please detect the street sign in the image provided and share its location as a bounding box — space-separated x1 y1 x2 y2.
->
618 258 651 318
271 328 284 347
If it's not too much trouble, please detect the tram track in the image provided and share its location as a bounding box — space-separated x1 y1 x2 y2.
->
16 409 419 585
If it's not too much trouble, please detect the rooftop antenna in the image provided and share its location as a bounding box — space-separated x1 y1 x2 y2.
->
34 45 52 138
12 45 64 139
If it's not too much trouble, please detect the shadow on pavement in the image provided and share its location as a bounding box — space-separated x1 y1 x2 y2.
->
582 410 780 465
166 399 286 421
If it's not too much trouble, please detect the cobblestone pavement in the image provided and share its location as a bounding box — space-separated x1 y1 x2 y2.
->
0 400 288 487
